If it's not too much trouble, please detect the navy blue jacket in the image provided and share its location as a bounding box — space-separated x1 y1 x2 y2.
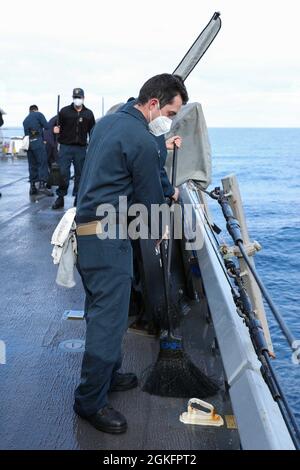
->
23 111 49 142
119 100 174 198
76 105 165 230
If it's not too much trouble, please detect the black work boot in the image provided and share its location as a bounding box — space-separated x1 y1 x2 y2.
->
38 181 54 196
29 182 38 195
52 196 64 210
74 404 127 434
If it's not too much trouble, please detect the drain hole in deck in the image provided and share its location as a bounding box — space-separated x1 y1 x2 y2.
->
59 339 85 352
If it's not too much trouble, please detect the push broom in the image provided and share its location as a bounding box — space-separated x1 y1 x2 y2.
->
142 145 219 398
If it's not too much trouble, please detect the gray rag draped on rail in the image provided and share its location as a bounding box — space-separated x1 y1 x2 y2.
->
105 101 212 190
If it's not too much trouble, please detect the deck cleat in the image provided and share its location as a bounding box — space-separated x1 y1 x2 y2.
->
180 398 224 427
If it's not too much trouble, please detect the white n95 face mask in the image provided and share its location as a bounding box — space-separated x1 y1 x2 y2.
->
73 98 83 107
148 104 172 136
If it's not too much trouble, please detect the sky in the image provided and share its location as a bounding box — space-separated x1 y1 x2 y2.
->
1 0 300 127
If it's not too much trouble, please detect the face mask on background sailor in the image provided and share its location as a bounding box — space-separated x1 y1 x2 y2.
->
73 98 84 107
148 100 173 136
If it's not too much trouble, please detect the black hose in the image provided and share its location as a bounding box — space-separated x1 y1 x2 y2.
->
263 352 300 448
238 240 299 358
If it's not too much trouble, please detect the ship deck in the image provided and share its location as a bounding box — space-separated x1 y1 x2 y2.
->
0 156 239 450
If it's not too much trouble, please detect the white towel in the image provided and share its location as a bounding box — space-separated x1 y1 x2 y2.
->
51 207 77 288
55 231 77 288
51 207 76 264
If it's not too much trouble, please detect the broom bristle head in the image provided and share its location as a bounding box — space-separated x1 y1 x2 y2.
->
142 346 219 398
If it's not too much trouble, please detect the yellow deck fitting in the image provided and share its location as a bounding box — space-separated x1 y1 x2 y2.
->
180 398 224 427
225 415 238 429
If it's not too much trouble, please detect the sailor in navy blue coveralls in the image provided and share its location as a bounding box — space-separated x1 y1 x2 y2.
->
23 107 50 193
74 105 165 418
73 73 188 433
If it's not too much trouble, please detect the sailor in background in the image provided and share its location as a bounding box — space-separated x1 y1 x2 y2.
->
52 88 95 209
74 74 189 434
23 105 53 196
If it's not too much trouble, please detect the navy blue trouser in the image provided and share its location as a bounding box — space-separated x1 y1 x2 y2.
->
74 235 133 417
56 144 86 197
27 139 49 183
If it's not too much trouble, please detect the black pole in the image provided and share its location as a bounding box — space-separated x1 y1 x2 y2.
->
57 95 60 123
55 95 60 147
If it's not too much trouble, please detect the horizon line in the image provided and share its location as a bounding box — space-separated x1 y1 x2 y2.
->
2 126 300 130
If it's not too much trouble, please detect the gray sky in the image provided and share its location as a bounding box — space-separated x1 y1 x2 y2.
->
1 0 300 127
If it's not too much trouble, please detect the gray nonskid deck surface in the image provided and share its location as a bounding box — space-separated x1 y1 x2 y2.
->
0 158 239 450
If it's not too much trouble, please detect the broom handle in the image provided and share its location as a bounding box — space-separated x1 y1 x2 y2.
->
171 144 178 188
160 241 173 335
160 144 179 334
167 208 174 278
167 144 179 277
160 241 170 307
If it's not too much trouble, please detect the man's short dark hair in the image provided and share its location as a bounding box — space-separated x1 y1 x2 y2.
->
137 74 188 108
29 105 38 112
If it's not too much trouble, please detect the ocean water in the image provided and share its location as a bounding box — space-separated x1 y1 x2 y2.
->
1 126 300 426
0 127 23 139
207 128 300 425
